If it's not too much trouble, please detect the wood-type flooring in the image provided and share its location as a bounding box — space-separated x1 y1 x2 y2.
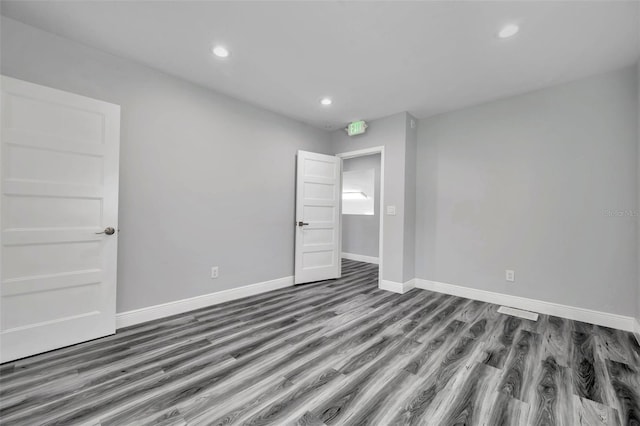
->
1 259 639 425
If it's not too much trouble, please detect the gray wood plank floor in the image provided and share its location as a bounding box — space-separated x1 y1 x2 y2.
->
1 259 639 425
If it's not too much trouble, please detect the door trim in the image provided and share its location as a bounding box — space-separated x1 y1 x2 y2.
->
336 146 385 288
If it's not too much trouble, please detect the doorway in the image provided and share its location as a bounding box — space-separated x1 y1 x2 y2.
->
336 147 384 287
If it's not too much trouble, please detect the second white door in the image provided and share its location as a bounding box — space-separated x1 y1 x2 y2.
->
294 150 341 284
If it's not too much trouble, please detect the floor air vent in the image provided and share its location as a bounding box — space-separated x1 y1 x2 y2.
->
497 306 539 321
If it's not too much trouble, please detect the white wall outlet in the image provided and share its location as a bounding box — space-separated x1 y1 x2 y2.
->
505 269 515 282
211 266 219 279
386 205 397 216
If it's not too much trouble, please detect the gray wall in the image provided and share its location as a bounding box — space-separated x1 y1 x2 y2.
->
0 17 332 313
637 62 640 327
416 66 639 316
342 154 381 258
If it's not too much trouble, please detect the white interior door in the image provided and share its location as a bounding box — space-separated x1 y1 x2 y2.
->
0 76 120 363
295 150 341 284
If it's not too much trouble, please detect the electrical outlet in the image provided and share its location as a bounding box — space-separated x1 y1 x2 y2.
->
211 266 219 279
505 269 515 282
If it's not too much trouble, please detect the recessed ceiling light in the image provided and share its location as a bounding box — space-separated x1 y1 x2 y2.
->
498 24 519 39
212 45 230 58
320 98 332 106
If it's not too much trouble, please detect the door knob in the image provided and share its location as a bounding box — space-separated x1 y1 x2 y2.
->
96 227 116 235
297 221 309 227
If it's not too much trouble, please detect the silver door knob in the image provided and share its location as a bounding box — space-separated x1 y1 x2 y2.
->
96 227 116 235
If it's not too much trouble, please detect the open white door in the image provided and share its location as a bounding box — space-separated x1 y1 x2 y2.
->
0 76 120 362
294 150 341 284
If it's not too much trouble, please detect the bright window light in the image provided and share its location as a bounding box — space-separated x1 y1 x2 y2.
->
342 169 375 215
342 191 368 200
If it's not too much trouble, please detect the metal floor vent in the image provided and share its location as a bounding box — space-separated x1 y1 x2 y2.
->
497 306 539 321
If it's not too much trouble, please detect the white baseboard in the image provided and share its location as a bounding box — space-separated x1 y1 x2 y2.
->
415 279 636 332
634 318 640 345
380 278 416 294
116 276 294 329
342 252 379 265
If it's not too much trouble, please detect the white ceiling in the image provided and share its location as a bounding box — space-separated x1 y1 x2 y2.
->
2 1 639 130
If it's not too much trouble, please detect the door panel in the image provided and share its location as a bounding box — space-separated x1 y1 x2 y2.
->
0 76 120 362
294 151 341 284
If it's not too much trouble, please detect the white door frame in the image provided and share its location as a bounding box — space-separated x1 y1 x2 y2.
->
335 146 385 286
